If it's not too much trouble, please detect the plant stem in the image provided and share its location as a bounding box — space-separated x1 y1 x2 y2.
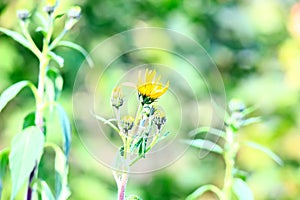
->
222 127 237 200
118 173 128 200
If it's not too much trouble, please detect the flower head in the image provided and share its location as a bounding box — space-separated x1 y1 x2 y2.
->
44 0 57 14
137 69 169 105
111 86 124 109
120 116 135 133
17 10 30 21
153 109 166 130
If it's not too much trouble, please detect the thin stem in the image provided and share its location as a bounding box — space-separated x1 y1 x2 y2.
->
48 29 67 50
20 22 42 57
118 173 128 200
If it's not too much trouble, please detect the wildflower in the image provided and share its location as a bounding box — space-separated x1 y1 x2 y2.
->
17 10 30 21
153 109 166 130
137 69 169 105
65 6 81 30
111 86 124 109
120 116 134 133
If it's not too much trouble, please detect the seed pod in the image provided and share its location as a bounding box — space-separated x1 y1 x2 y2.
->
111 86 124 109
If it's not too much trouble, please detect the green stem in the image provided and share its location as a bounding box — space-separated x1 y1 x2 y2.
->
186 184 223 200
222 127 237 200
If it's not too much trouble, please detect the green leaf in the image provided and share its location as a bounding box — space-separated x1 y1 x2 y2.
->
244 141 283 165
55 13 65 20
22 112 36 129
186 184 223 200
57 41 94 67
48 51 64 68
9 126 44 199
34 179 55 200
0 148 9 197
35 26 47 36
128 194 143 200
23 112 47 135
45 143 70 200
232 178 254 200
189 127 226 139
45 68 63 103
93 113 120 133
0 81 30 112
56 104 71 159
0 27 30 49
184 139 223 154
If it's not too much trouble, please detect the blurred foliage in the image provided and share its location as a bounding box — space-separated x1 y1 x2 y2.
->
1 0 300 199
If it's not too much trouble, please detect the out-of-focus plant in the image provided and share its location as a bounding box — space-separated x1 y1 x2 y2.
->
0 0 92 199
185 99 283 200
94 69 170 200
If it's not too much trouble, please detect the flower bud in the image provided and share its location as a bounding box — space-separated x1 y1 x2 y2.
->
111 86 124 109
229 99 245 113
65 6 81 30
17 10 30 21
44 0 57 15
120 116 134 133
153 109 166 130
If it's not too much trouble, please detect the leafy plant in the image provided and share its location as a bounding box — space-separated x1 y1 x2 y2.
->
0 0 91 199
185 99 283 200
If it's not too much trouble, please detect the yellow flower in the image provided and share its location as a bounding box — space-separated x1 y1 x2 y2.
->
137 69 169 105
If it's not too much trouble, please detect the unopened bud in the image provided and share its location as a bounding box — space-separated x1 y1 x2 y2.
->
153 109 166 130
120 116 134 132
229 99 245 113
17 10 30 21
65 6 81 30
111 86 124 109
44 0 57 15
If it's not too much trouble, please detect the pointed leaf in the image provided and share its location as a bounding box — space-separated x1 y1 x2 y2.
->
0 27 30 49
232 178 254 200
34 179 55 200
48 51 64 68
45 143 70 200
0 81 30 112
189 127 226 139
23 112 47 135
9 126 44 199
184 139 223 154
0 148 9 197
245 141 283 165
57 41 94 67
56 104 71 159
128 194 143 200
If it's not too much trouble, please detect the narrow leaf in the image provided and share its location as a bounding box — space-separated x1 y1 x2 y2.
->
186 184 223 200
45 143 70 200
245 141 283 165
184 139 223 154
189 127 226 139
232 178 254 200
48 51 64 68
0 27 30 49
57 41 94 67
93 113 120 133
34 179 55 200
0 148 9 197
0 81 30 112
55 104 71 159
9 126 44 199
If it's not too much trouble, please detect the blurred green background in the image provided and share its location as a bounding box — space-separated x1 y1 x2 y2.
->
1 0 300 199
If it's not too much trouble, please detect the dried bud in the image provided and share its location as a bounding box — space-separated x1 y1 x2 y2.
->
111 86 124 109
153 109 166 130
120 116 134 132
17 10 30 21
44 0 57 15
65 6 81 30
